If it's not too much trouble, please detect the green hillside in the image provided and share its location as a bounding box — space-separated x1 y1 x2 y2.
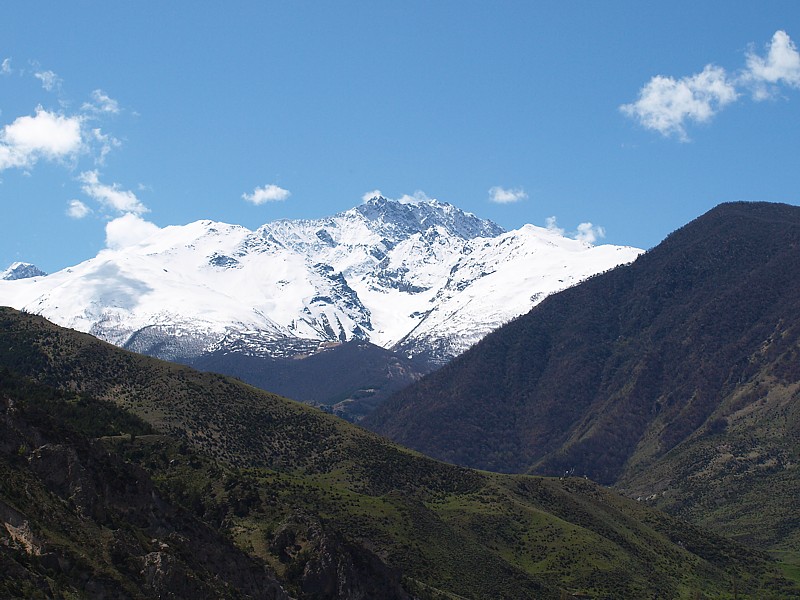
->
1 306 796 598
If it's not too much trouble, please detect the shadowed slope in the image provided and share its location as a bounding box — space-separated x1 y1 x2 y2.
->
364 202 800 551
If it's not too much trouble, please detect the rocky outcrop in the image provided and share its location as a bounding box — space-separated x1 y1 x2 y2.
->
270 514 412 600
0 381 289 600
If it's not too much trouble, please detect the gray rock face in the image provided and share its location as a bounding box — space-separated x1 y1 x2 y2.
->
270 513 412 600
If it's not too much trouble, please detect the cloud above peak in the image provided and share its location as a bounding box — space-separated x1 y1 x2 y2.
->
622 29 799 140
545 216 606 245
575 222 606 244
489 186 528 204
79 170 148 215
105 213 160 250
243 184 291 205
361 189 433 204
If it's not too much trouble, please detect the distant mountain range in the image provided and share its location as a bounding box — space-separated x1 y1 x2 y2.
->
364 201 800 553
1 262 47 281
0 197 641 369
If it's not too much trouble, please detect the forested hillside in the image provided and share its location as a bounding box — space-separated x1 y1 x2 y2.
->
364 202 800 555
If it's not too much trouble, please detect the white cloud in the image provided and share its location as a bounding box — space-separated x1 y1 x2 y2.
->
545 216 565 235
397 190 431 204
362 189 433 204
489 186 528 204
623 30 800 139
34 70 62 92
574 222 605 244
79 170 148 214
242 184 291 205
82 89 120 114
91 128 121 164
620 65 737 141
105 213 160 249
743 30 800 100
362 189 384 202
0 107 84 171
545 216 605 244
1 58 11 75
66 199 91 219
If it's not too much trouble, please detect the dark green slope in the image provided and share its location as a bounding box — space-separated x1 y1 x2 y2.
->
363 201 800 551
1 307 795 598
0 370 289 599
187 340 430 421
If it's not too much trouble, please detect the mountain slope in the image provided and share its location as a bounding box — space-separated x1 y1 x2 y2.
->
363 201 800 551
0 197 642 366
0 370 290 599
1 262 47 281
1 306 793 598
188 339 429 421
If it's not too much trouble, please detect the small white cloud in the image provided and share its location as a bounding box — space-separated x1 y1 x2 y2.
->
105 213 160 249
361 189 435 204
80 170 148 214
743 30 800 100
34 70 62 92
242 184 291 205
362 189 384 202
0 107 84 171
1 58 11 75
66 199 91 219
620 65 737 141
91 128 121 164
489 186 528 204
82 89 120 114
397 190 431 204
545 216 565 235
574 222 606 244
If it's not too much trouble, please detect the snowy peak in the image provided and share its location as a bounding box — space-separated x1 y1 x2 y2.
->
0 199 644 365
2 262 47 280
353 196 505 240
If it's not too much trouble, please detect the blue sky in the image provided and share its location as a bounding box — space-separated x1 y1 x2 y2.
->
1 2 799 273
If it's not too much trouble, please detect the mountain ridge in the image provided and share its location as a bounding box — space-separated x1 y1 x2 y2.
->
0 197 642 367
1 262 47 281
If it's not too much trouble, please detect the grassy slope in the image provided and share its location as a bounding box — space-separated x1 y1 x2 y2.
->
0 372 288 600
616 370 800 553
1 306 796 598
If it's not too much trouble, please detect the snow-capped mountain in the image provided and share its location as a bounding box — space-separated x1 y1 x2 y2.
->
2 262 47 281
0 197 643 364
